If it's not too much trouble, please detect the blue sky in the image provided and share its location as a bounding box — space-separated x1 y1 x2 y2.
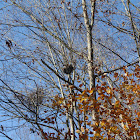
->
0 0 139 139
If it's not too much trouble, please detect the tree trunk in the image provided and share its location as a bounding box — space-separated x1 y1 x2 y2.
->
82 0 97 136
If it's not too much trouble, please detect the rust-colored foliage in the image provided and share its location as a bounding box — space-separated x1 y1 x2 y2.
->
42 65 139 139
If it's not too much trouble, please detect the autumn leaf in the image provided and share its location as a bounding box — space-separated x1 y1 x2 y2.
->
76 130 80 133
100 121 105 126
106 88 111 94
114 72 118 78
69 85 75 89
137 112 140 117
81 127 84 133
89 88 95 94
79 84 83 87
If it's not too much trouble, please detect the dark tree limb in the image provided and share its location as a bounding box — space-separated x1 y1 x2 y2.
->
96 60 139 77
41 59 82 92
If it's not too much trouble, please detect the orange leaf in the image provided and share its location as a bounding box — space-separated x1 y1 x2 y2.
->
137 112 140 117
137 130 140 136
89 88 94 94
128 132 134 136
79 84 83 87
114 72 118 78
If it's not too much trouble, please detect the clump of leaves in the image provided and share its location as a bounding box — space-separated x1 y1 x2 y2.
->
41 65 140 139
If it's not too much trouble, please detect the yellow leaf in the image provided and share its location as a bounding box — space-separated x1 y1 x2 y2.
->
82 90 86 95
101 121 105 126
124 125 128 130
95 133 100 137
110 126 117 132
58 100 63 104
81 127 84 133
95 122 99 126
76 130 80 133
